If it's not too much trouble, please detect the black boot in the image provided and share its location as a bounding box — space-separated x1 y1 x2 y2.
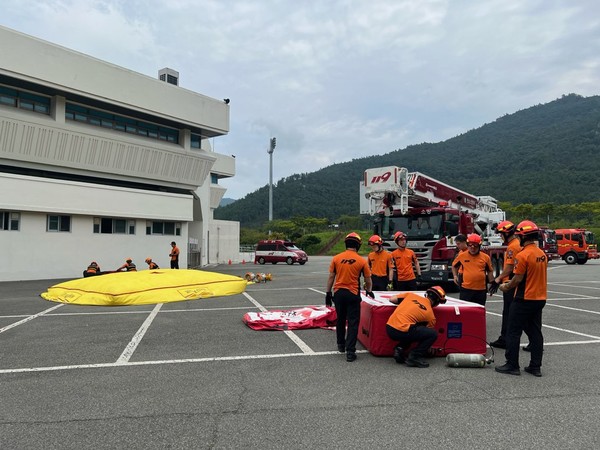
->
393 346 405 364
406 354 429 368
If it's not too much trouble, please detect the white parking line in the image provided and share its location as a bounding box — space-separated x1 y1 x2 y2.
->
487 310 600 339
115 303 163 364
0 304 64 334
548 289 596 298
545 302 600 315
2 339 600 375
0 350 370 374
243 292 314 354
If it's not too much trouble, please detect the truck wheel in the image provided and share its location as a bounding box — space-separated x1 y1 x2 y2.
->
299 261 306 265
286 257 294 265
577 258 588 265
258 257 266 265
564 253 578 265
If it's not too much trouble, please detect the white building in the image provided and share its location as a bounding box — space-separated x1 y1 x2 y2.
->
0 25 240 282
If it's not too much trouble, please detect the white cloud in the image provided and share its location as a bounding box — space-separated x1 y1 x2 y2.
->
2 0 600 199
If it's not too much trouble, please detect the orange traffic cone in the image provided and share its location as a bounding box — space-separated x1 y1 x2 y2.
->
242 259 246 264
228 259 232 265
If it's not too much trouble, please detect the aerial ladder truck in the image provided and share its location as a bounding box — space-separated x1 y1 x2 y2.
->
360 166 506 287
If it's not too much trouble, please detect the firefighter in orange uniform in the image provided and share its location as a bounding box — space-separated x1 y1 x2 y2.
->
326 232 374 362
391 231 421 291
83 261 101 277
386 286 446 368
452 234 468 286
496 220 547 377
489 221 522 349
117 258 137 272
367 235 394 291
451 233 494 305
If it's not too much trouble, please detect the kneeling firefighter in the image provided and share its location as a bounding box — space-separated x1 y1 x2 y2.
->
385 286 446 368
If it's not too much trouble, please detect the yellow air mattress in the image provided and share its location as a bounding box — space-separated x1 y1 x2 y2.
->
40 269 247 306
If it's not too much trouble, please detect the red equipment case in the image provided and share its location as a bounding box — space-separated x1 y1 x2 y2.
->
358 291 487 357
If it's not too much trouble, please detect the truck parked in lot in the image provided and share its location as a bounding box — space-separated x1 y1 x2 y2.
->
539 227 560 261
555 228 598 264
360 166 506 287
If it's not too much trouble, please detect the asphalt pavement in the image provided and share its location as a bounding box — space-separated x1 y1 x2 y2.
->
1 257 599 449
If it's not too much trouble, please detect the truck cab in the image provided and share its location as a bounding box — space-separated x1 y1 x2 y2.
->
555 228 598 264
538 227 560 261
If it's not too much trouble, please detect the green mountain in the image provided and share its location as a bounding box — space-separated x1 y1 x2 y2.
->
219 197 236 207
215 94 600 227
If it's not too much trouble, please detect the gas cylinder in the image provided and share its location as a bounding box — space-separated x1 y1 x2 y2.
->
446 353 489 368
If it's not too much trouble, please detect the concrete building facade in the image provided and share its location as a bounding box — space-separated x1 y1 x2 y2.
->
0 25 239 281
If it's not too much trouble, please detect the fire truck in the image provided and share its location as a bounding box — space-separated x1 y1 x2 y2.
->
360 166 506 286
555 228 599 264
538 227 560 261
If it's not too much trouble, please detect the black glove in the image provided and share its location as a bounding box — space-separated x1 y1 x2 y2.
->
325 292 333 307
366 291 375 299
488 280 500 296
416 274 422 282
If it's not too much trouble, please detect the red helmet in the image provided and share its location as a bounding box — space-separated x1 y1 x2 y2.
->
368 235 383 246
345 232 362 243
467 234 482 245
393 231 407 242
426 286 446 305
344 232 362 249
515 220 539 235
496 220 515 234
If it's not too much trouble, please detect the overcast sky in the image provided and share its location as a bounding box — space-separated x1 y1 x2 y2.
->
3 1 599 199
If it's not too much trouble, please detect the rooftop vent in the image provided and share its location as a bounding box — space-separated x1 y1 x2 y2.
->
158 68 179 86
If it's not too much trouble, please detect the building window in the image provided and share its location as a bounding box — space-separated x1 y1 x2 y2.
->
47 215 71 232
65 103 179 143
1 211 20 231
211 173 219 184
0 85 50 115
191 133 202 149
93 217 136 234
146 221 181 236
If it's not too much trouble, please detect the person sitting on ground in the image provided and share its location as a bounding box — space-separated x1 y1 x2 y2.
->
385 286 446 368
145 257 159 270
117 258 137 272
83 261 102 277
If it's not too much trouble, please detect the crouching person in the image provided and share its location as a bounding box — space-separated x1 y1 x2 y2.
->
83 261 101 277
385 286 446 368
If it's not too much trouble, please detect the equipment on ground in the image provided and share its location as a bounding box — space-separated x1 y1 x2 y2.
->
446 353 492 368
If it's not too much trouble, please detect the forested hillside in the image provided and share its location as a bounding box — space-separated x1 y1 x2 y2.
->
216 94 600 227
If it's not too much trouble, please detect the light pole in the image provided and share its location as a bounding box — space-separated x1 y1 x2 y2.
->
268 137 276 224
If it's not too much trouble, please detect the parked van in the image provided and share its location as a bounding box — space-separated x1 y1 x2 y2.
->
254 240 308 265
